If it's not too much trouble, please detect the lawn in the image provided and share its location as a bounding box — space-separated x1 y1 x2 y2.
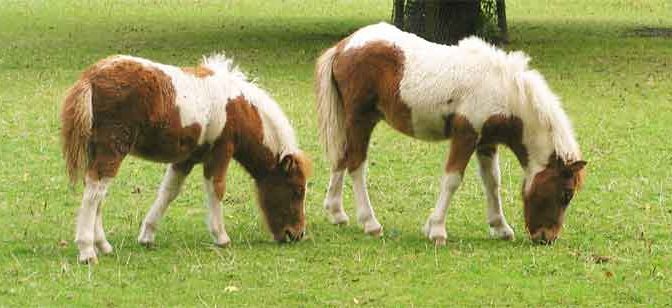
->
0 0 670 306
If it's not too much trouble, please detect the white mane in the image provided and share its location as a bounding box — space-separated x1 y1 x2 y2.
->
200 53 299 158
515 69 581 163
456 37 582 163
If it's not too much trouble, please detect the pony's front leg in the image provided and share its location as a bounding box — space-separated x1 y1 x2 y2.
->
76 176 113 263
477 146 514 240
138 162 192 246
424 121 478 245
203 177 230 246
324 169 349 224
202 143 234 247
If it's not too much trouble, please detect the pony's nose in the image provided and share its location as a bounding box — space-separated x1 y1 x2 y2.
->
531 229 556 245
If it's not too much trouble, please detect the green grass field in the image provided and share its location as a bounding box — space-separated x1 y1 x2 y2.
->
1 0 670 306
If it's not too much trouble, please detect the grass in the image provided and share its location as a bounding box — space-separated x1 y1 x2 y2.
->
1 0 670 306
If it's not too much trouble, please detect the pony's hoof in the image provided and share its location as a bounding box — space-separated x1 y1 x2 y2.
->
137 226 156 247
365 225 383 237
325 201 349 225
78 249 98 264
137 235 155 247
490 225 515 241
96 241 114 254
423 220 446 245
328 211 350 225
432 237 447 246
363 219 383 237
213 234 231 247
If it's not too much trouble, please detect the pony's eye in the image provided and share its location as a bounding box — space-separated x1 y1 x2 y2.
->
294 188 305 199
561 190 574 205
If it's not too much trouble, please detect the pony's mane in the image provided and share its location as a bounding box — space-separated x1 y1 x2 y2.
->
200 53 248 81
455 37 581 163
201 53 299 159
517 70 581 163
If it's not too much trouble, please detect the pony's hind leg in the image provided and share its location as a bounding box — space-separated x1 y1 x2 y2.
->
76 142 126 264
344 112 382 236
138 162 193 246
324 169 348 224
476 146 514 240
423 117 478 245
76 176 113 263
94 206 113 254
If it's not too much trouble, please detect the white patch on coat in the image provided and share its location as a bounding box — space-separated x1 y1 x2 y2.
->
344 23 581 172
100 54 298 159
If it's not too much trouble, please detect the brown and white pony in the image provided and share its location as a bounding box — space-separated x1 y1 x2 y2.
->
62 54 311 263
315 23 586 245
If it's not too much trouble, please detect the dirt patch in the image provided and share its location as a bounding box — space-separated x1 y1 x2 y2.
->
631 27 672 38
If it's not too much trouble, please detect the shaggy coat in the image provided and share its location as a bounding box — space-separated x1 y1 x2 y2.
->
62 54 310 263
316 23 586 244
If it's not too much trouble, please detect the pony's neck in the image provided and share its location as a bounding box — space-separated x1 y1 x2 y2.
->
225 97 292 181
234 144 278 181
237 82 298 159
519 116 580 193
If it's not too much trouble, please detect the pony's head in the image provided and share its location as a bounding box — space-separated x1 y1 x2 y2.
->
256 151 312 242
523 156 586 244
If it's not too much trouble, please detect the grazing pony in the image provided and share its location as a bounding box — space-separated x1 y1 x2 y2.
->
315 23 586 245
62 54 311 263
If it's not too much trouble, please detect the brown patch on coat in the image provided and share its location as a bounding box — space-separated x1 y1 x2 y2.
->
62 57 205 181
333 42 414 136
444 114 478 174
478 114 528 166
524 154 587 243
182 65 215 78
330 41 414 171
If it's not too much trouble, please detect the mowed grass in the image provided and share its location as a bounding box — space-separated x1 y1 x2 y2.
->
1 0 670 306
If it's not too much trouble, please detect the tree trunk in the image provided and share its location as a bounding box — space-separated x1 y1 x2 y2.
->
496 0 508 43
426 0 481 44
392 0 507 44
392 0 405 28
399 0 481 45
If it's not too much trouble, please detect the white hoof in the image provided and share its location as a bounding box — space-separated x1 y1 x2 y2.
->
423 219 447 246
78 247 98 264
213 232 231 247
328 210 350 225
137 223 156 246
325 201 349 225
489 223 515 241
362 219 383 237
96 240 114 254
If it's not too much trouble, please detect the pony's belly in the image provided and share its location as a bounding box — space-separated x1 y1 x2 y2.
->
409 110 450 141
131 124 204 163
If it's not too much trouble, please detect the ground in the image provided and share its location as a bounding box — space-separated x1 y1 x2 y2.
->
0 0 670 306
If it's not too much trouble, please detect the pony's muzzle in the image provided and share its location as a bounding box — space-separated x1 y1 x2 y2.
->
274 228 305 243
530 228 558 245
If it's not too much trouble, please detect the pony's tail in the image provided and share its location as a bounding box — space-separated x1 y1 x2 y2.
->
61 79 93 185
315 46 346 168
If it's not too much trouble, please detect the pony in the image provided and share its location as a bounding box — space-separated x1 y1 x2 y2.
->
62 53 311 263
315 22 586 245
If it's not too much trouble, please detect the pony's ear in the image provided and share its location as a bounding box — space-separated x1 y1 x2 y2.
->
280 151 312 177
280 154 297 175
568 160 587 174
